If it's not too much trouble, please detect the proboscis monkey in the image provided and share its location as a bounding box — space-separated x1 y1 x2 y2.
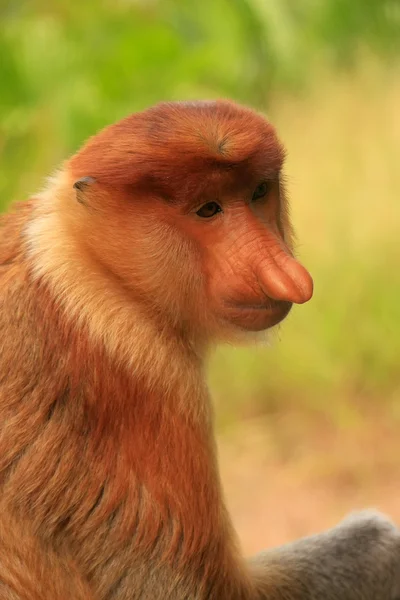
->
0 100 399 600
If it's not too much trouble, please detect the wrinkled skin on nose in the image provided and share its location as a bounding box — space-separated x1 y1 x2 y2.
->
255 232 313 305
208 214 313 332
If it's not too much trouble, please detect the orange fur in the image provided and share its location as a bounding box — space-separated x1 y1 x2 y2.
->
0 100 313 599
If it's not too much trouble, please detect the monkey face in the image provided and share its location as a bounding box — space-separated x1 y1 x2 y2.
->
68 100 313 340
170 174 313 334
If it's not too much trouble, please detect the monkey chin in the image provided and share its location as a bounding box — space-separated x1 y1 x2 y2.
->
221 300 293 333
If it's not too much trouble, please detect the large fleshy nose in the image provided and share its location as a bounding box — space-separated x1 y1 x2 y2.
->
256 241 313 304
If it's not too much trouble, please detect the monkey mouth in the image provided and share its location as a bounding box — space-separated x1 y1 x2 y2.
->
221 299 292 332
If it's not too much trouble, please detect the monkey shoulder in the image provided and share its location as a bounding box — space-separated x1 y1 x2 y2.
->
0 199 37 267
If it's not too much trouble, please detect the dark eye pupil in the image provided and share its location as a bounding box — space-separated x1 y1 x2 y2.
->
196 202 221 218
252 182 269 201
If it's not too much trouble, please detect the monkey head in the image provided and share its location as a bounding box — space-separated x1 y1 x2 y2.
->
66 100 313 343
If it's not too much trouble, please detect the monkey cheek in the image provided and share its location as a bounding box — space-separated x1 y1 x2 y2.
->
220 301 292 332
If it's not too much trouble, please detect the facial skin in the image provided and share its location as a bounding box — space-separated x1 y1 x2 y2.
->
174 175 313 333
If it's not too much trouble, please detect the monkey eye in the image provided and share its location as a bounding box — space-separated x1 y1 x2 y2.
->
252 182 270 202
196 202 222 219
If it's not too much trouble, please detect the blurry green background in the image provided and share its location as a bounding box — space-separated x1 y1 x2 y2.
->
1 0 400 547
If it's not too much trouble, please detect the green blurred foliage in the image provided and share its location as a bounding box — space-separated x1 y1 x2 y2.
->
0 0 399 424
1 0 399 203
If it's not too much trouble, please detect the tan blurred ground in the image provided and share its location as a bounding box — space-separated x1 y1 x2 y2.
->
213 62 400 555
218 410 400 555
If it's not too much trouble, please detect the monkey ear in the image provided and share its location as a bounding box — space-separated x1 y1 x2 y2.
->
73 176 97 205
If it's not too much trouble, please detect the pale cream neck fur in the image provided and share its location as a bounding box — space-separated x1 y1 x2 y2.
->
25 171 207 416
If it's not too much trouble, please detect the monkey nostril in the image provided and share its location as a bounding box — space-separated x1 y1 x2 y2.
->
260 277 307 305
